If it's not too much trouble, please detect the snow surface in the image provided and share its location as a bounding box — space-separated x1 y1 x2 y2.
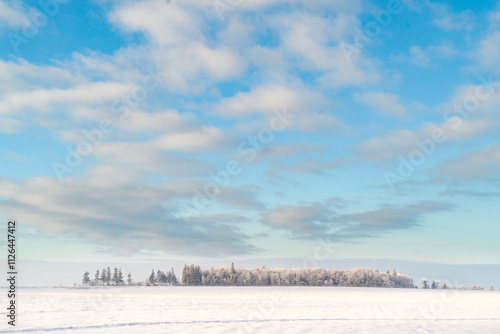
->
4 286 500 333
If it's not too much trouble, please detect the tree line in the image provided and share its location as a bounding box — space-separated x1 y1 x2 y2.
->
181 264 415 288
82 267 178 286
82 267 132 286
420 279 493 290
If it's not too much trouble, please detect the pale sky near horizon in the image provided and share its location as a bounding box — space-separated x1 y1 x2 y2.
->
0 0 499 270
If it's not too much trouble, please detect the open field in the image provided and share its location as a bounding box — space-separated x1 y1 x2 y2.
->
2 286 499 333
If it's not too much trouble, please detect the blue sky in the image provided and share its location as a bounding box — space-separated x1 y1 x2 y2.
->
1 0 500 273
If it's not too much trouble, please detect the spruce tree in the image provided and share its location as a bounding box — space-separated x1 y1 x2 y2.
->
100 268 106 285
149 269 156 284
113 267 119 286
118 269 124 285
95 270 100 286
107 267 111 286
82 271 90 285
127 272 133 285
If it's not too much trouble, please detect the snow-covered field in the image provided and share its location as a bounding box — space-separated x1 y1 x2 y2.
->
5 286 500 333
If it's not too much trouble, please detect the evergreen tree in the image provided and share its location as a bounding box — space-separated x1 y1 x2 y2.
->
95 270 100 286
82 271 90 285
100 268 106 285
127 272 133 285
181 264 189 285
118 269 124 285
107 267 111 286
171 268 178 285
113 267 119 285
149 269 156 284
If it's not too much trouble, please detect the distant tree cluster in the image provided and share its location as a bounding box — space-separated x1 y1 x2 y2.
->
420 279 489 290
181 263 415 288
82 267 131 286
147 268 178 286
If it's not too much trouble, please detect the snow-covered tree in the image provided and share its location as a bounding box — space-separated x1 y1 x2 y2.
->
182 264 415 288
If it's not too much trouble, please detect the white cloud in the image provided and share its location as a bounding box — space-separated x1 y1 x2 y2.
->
408 46 431 68
215 85 306 117
271 10 380 88
0 175 257 256
154 127 227 152
261 204 333 234
0 0 31 29
0 82 130 115
475 31 500 72
214 84 345 132
110 0 245 93
435 143 500 182
355 91 407 118
427 2 474 31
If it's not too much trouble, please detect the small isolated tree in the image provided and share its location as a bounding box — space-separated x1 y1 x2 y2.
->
431 280 440 289
82 271 90 285
442 282 448 289
421 278 429 289
489 285 494 291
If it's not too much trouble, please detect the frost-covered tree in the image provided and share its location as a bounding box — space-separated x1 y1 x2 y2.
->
182 264 414 288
